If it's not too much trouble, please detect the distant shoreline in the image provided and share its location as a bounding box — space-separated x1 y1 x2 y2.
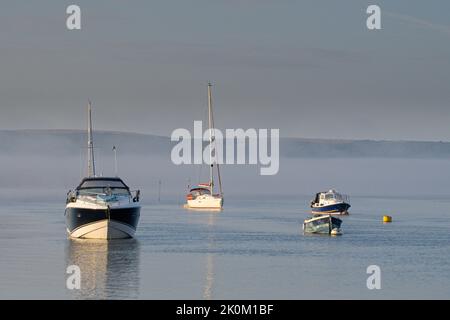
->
2 129 450 144
2 129 450 159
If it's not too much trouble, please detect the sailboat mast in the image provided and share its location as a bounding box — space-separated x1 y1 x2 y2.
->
87 101 96 177
208 83 214 194
209 85 223 196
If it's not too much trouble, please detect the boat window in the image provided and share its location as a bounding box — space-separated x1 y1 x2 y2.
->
312 218 326 226
79 180 128 189
190 188 211 196
325 194 334 200
78 188 130 196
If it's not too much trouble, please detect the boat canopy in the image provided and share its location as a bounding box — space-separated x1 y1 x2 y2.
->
77 177 130 190
189 186 211 194
319 189 348 201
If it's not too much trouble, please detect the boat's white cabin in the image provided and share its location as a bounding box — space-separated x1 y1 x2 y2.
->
313 189 349 205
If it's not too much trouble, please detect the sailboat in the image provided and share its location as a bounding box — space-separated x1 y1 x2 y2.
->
65 102 141 239
185 83 224 210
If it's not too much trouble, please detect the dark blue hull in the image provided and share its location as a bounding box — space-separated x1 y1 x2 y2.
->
311 202 350 214
65 206 140 235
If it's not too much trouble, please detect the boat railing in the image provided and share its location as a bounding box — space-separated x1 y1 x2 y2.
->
321 194 350 203
75 190 134 204
131 190 140 203
334 193 350 203
342 194 350 203
66 190 77 203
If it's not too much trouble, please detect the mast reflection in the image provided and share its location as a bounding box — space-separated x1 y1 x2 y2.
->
203 213 217 300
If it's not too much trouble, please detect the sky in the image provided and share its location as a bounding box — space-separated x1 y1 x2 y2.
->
0 0 449 141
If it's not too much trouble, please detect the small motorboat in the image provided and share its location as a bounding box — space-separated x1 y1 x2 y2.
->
310 189 351 215
303 214 342 235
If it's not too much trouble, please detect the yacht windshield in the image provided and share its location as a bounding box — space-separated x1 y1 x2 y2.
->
79 180 127 189
325 192 344 201
77 179 130 196
325 193 335 200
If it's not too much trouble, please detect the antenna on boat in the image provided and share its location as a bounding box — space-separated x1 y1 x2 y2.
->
87 100 96 177
113 145 118 177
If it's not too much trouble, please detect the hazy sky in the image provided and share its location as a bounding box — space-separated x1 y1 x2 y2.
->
0 0 450 141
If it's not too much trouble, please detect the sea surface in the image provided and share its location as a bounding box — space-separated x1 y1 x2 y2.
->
0 195 449 299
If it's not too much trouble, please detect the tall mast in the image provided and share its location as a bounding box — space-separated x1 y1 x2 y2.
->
207 82 223 196
87 101 96 177
207 83 214 194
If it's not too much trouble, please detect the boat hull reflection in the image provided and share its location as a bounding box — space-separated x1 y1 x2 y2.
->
65 238 140 299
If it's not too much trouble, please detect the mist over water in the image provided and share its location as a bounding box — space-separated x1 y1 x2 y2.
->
2 152 450 203
2 130 450 195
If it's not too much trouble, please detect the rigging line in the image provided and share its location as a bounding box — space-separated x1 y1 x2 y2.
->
80 147 84 180
198 163 203 185
195 92 209 185
211 125 223 195
209 84 223 196
207 82 215 196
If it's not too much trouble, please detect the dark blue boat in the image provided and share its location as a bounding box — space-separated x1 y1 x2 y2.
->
310 189 351 215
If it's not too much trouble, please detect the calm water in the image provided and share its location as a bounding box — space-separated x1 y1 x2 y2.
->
0 195 449 299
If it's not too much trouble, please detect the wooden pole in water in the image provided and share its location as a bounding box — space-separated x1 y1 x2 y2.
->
158 179 162 203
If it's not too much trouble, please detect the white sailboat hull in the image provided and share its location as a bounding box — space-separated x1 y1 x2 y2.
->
186 195 223 209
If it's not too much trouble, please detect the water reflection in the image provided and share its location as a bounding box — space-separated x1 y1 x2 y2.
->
65 238 140 299
203 214 217 300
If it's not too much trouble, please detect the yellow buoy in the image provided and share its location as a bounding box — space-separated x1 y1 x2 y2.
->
383 215 392 223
